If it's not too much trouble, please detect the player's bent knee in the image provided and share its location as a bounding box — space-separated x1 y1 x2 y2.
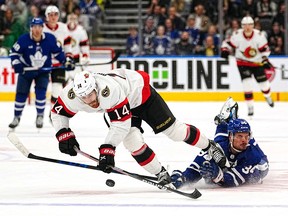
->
123 127 145 153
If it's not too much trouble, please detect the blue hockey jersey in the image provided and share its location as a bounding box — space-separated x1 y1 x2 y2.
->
180 122 269 187
9 32 66 70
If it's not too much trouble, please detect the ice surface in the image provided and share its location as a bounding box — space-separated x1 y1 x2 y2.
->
1 101 287 215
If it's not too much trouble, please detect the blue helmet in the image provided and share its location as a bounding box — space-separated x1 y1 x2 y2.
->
30 18 44 27
228 118 251 135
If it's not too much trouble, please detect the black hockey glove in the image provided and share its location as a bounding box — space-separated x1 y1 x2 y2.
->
262 57 273 69
220 49 230 59
98 144 116 173
65 56 75 71
56 128 80 156
200 160 223 183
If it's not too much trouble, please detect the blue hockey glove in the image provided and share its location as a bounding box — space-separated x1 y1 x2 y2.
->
200 160 223 183
56 128 80 156
171 170 185 189
65 56 75 71
13 63 24 74
99 144 116 173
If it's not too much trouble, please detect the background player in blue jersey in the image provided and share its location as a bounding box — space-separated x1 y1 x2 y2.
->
171 97 269 188
8 17 72 129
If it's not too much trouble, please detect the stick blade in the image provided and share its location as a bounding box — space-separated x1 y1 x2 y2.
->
190 188 202 199
7 132 30 157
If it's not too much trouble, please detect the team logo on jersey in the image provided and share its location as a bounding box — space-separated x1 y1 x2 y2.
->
242 46 257 58
68 88 76 99
101 86 110 97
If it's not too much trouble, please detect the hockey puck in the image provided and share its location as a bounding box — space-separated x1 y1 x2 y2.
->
106 179 115 187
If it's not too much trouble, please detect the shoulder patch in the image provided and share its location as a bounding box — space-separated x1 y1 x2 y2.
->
101 86 110 97
68 88 76 99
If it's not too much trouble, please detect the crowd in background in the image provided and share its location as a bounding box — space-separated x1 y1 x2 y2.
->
0 0 286 57
126 0 286 56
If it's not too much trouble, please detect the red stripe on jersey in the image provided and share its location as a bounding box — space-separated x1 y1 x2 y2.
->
64 36 72 45
236 59 260 67
51 97 76 117
136 70 151 104
138 152 155 166
80 39 89 46
107 98 132 122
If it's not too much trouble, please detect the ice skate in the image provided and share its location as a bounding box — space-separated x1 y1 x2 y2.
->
248 106 254 117
207 140 230 169
214 97 238 125
9 117 20 129
36 115 44 128
265 96 274 107
156 166 175 189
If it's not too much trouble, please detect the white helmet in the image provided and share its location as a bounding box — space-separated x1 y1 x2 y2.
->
241 16 254 26
45 5 60 18
73 71 96 97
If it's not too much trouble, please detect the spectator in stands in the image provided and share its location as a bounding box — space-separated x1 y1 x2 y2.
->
254 17 268 38
72 5 91 33
126 26 140 56
174 31 194 56
149 4 167 27
201 24 220 48
167 5 186 31
241 0 257 17
142 16 156 55
79 0 102 35
185 14 200 46
164 18 180 47
26 4 41 30
272 2 285 32
268 21 285 55
194 35 218 56
190 4 211 35
224 18 240 39
0 8 25 51
255 0 278 20
151 25 173 55
7 0 28 24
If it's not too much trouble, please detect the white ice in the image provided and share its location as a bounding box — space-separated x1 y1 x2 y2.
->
1 101 288 215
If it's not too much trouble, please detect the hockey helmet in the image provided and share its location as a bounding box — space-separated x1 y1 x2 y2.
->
30 17 44 27
45 5 59 17
241 16 254 26
73 71 96 97
228 118 251 135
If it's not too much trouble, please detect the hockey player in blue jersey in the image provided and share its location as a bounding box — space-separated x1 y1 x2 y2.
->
8 17 74 129
171 97 269 188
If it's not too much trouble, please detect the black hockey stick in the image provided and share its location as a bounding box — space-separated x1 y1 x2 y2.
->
6 132 156 180
75 147 202 200
23 51 121 72
76 51 121 67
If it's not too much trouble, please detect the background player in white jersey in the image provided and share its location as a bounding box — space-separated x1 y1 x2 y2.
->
220 16 274 116
43 5 75 114
51 69 229 187
66 13 90 83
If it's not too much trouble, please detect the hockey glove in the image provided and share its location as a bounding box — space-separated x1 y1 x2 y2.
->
99 144 116 173
171 170 185 189
65 56 75 71
56 128 80 156
262 57 273 69
220 49 230 59
13 63 24 74
200 160 223 183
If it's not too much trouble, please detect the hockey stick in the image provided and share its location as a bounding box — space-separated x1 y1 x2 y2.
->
75 51 121 67
74 147 202 199
6 132 156 180
23 51 121 72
